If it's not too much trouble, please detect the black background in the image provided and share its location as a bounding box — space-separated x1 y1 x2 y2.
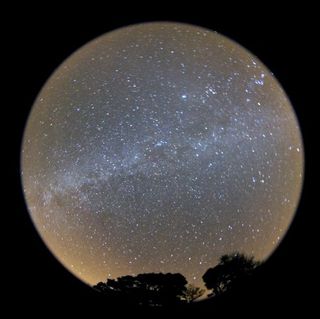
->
5 3 316 317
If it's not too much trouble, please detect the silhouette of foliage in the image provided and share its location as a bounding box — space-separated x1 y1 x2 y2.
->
93 252 261 308
202 253 260 297
182 284 205 303
93 272 188 307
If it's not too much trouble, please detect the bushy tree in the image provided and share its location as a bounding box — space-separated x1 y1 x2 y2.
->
93 272 188 307
202 253 260 296
182 284 205 303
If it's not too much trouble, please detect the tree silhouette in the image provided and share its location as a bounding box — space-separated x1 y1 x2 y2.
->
202 253 260 297
93 252 261 308
182 284 205 303
93 272 188 307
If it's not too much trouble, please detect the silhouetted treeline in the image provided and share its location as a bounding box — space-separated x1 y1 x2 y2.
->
93 253 260 308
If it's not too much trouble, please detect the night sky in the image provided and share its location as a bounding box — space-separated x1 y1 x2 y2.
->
21 22 303 289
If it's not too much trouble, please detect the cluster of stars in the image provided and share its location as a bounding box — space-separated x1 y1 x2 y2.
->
21 22 303 289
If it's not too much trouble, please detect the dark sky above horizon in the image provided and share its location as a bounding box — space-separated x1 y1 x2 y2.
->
21 22 303 289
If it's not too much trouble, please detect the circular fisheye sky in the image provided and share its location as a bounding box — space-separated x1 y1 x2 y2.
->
21 22 303 291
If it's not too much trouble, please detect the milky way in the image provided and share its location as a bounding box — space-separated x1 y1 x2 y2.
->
21 22 303 289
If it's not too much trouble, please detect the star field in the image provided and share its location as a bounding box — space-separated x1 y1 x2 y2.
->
21 22 303 289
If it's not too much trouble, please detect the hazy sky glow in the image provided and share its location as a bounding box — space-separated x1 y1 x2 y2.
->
21 22 303 290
